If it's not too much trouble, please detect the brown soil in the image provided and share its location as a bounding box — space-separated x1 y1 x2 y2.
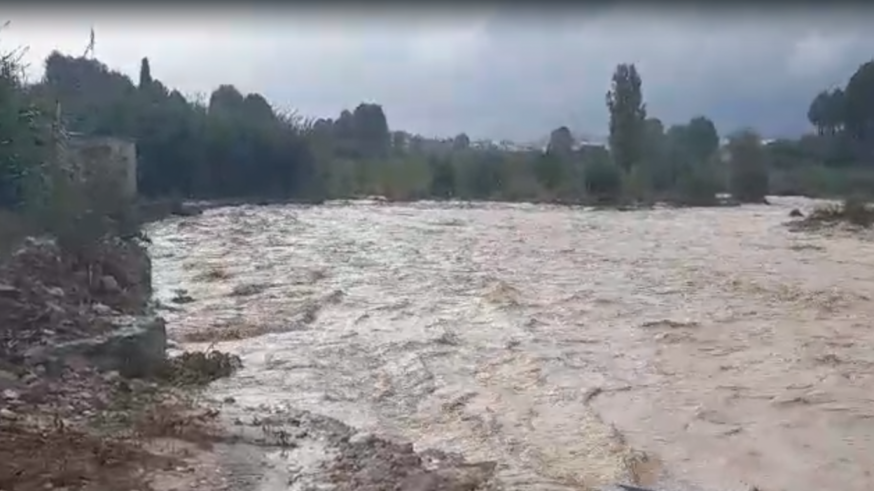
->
0 236 234 491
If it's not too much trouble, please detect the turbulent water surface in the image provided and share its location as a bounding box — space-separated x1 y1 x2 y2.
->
148 197 874 491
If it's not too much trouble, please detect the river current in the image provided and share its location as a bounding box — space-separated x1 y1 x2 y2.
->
148 197 874 491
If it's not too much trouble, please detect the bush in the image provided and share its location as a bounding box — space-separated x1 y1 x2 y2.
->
771 165 874 199
622 165 654 203
727 129 770 203
0 53 143 259
584 158 623 201
672 164 721 206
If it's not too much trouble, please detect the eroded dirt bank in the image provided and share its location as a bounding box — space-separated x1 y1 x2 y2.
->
0 236 238 491
149 197 874 491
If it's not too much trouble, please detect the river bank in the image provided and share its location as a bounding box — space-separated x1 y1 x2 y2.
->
0 234 244 491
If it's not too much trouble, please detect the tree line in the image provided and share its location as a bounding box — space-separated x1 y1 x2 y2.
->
2 48 874 210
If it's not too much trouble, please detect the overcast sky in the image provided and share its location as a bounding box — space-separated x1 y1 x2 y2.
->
3 6 873 142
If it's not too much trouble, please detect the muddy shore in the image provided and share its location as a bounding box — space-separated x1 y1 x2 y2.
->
0 234 244 491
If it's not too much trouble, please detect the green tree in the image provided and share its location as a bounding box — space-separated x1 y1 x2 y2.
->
583 157 622 200
452 133 471 151
684 116 720 164
727 129 769 203
0 50 47 208
546 126 574 159
352 103 390 158
606 63 646 174
843 61 874 147
673 164 720 206
807 90 829 136
138 57 152 89
823 89 845 136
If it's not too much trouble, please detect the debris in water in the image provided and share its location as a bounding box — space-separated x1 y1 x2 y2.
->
159 350 243 386
230 282 269 297
171 288 195 304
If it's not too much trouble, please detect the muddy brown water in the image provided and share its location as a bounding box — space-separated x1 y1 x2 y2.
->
147 197 874 491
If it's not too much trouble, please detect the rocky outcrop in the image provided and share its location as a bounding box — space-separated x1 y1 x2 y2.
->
26 315 167 378
0 230 245 491
0 235 162 374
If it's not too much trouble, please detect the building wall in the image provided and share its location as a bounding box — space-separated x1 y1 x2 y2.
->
65 135 138 199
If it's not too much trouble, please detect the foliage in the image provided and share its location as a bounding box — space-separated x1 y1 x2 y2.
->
0 42 146 259
5 40 874 212
606 63 647 174
726 129 770 203
0 48 47 210
672 163 721 206
583 158 623 200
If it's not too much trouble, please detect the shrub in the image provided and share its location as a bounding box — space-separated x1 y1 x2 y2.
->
583 158 623 201
727 129 770 203
622 165 654 203
671 164 721 206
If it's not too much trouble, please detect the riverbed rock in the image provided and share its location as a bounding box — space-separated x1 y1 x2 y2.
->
26 315 167 379
100 274 120 293
789 208 804 218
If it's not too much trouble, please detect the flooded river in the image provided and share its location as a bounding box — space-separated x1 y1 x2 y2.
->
148 197 874 491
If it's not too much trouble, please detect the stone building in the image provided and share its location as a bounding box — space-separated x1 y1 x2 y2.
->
65 133 138 199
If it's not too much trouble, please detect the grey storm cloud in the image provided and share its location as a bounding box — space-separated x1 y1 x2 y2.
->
3 5 874 142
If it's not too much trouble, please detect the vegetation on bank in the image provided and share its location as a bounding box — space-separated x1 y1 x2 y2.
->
793 197 874 229
0 41 251 491
2 36 874 218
